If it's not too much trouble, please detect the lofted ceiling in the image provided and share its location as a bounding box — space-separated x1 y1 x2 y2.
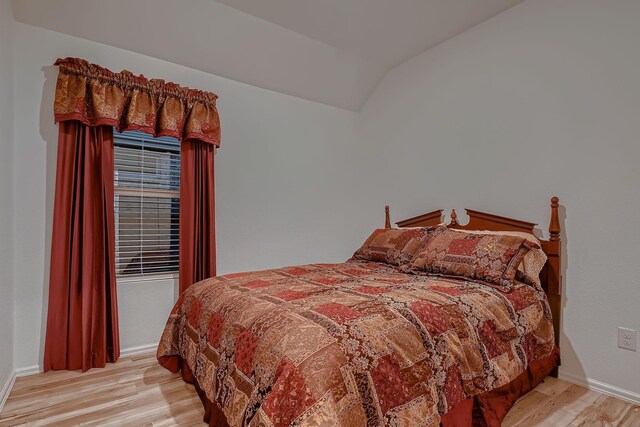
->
12 0 523 111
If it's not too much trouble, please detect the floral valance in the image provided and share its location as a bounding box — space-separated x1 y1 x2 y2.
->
53 57 221 146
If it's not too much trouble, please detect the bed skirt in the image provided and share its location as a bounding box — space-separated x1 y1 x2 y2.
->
159 347 560 427
441 347 560 426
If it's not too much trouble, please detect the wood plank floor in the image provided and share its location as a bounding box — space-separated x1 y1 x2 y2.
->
0 352 638 426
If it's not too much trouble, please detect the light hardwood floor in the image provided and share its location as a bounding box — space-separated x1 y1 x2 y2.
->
0 352 638 426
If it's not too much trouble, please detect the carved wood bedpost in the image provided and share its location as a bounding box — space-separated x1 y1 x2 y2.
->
385 206 391 228
549 196 560 241
543 197 562 371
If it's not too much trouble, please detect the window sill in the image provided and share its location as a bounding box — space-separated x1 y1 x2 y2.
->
117 272 179 285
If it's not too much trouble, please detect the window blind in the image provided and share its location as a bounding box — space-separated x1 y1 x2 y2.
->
114 130 181 277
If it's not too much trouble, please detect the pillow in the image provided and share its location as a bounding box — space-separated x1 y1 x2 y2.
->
408 228 536 289
451 229 547 287
352 226 444 266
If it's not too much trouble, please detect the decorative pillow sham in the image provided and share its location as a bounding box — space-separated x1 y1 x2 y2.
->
352 226 444 266
408 228 536 289
450 229 547 287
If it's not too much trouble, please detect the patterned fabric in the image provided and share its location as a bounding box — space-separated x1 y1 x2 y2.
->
157 261 555 426
516 246 548 287
53 58 221 146
352 226 443 266
451 229 548 287
409 229 535 289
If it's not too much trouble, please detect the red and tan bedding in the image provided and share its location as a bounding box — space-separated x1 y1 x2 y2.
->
157 260 556 426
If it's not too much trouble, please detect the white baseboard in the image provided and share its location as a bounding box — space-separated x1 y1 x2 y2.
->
559 371 640 405
15 365 40 377
120 343 157 357
10 345 157 379
0 371 16 413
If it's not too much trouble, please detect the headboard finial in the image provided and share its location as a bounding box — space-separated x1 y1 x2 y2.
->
549 196 560 241
449 209 459 226
384 205 391 228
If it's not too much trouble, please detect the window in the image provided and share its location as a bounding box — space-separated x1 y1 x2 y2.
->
114 130 181 278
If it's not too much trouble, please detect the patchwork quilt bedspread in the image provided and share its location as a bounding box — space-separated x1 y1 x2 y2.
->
157 261 555 426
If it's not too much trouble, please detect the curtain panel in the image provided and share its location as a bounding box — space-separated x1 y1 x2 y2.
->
179 140 217 294
44 122 119 372
54 57 221 146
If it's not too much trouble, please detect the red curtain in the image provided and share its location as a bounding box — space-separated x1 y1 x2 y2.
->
179 139 216 294
44 121 119 372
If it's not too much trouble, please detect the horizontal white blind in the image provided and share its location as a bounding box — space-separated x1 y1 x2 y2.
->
114 130 181 277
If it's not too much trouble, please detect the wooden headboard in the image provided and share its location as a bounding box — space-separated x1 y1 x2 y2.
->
385 197 562 353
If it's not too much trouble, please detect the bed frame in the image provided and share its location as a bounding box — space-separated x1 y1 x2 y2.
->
384 197 562 375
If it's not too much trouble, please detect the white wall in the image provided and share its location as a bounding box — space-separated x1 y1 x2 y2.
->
11 22 364 371
0 0 16 398
359 0 640 396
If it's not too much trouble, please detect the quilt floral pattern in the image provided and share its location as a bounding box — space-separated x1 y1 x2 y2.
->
408 230 535 289
157 261 555 426
352 226 444 266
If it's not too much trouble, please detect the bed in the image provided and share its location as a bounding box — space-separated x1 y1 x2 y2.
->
158 197 562 426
